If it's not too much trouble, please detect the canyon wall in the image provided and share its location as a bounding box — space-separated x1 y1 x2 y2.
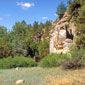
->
50 12 76 54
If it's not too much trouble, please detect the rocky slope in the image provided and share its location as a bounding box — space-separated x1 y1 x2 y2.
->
50 12 76 53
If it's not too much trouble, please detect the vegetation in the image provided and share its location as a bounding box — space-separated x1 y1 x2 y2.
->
0 26 11 58
0 56 37 69
61 46 85 69
0 20 52 59
40 53 72 67
56 2 67 19
0 21 52 69
58 0 85 69
1 67 85 85
67 0 85 47
40 46 85 69
0 1 85 85
0 0 85 69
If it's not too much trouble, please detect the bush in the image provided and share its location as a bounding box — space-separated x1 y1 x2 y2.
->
40 53 72 67
61 58 83 69
0 56 37 69
61 47 85 69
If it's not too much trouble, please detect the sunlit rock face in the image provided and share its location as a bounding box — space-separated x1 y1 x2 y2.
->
50 12 76 54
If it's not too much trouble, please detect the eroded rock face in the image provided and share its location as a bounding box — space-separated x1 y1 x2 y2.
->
50 12 76 54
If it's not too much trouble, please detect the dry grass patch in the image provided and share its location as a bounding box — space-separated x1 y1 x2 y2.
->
0 67 85 85
44 76 73 85
44 68 85 85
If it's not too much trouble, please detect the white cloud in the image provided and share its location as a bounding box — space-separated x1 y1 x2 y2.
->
16 2 35 9
42 16 48 20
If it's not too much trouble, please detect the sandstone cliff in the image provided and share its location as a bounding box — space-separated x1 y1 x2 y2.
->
50 12 76 54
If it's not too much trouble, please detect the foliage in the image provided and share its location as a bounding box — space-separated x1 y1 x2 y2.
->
67 0 85 47
0 26 11 58
61 59 83 69
0 56 37 69
0 20 52 69
58 0 85 69
40 46 85 69
38 39 49 58
40 53 72 67
10 21 32 56
61 47 85 69
0 20 52 58
56 2 66 19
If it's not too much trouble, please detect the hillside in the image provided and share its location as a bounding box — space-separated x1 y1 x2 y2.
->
50 0 85 54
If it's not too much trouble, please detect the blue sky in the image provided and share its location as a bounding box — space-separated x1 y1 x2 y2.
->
0 0 67 30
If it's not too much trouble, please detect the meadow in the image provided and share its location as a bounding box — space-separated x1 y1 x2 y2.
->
0 67 85 85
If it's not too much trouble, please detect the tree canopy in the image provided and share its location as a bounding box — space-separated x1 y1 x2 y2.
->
56 2 67 19
0 21 52 58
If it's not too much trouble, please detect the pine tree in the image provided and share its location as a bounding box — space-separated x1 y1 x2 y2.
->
56 2 66 19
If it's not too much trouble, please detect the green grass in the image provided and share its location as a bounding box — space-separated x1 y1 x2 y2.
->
0 67 85 85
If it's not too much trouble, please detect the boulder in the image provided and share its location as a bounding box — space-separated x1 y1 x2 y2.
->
63 49 70 54
15 67 19 71
63 43 72 48
57 49 63 54
65 39 73 43
15 80 25 85
58 45 63 49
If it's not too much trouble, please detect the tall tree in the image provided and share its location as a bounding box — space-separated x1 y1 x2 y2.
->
11 21 30 56
0 26 10 57
56 2 66 19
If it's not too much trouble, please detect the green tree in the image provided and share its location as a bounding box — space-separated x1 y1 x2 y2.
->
11 21 31 56
38 39 49 58
67 0 85 47
0 26 10 57
56 2 66 19
0 20 52 58
37 21 52 58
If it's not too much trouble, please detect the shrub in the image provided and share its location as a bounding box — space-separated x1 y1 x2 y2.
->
0 56 37 69
61 47 85 69
61 58 83 69
40 53 72 67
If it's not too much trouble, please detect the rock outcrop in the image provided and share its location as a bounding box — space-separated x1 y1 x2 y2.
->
50 12 76 54
15 79 25 84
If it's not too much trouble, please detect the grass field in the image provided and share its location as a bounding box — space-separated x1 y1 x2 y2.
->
0 67 85 85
